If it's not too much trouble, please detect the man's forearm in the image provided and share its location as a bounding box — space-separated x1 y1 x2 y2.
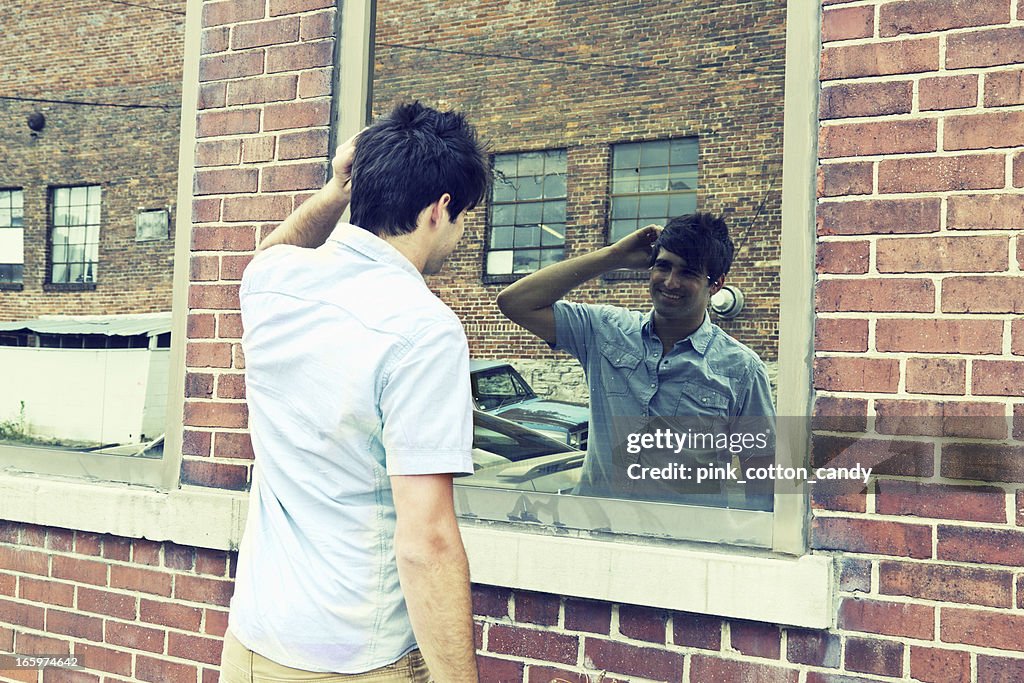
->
497 246 620 315
397 531 478 682
258 176 350 251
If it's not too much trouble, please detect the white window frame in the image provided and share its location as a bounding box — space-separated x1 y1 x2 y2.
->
0 0 831 629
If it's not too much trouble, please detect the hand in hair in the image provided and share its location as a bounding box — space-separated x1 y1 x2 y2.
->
608 224 663 270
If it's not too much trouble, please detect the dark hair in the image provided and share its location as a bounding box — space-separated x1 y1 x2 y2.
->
349 102 489 236
649 212 734 281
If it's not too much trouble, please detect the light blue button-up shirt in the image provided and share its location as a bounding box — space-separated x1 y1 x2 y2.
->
230 223 474 673
552 301 775 498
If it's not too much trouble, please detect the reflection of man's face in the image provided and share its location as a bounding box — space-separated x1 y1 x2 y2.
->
648 248 715 323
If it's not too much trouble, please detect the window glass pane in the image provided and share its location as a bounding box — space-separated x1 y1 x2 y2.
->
669 170 698 191
639 167 669 193
516 176 543 201
86 202 101 226
490 226 514 249
512 249 538 273
68 243 85 264
52 263 68 283
52 242 67 263
493 154 517 177
517 152 544 177
542 201 566 224
491 204 514 226
611 196 639 219
486 250 513 275
69 262 84 282
53 187 70 207
86 225 100 244
87 186 102 205
70 186 88 206
70 225 86 246
514 225 540 248
669 193 698 216
540 223 565 246
11 191 23 211
493 178 516 203
639 141 669 167
54 204 70 227
611 175 638 195
638 194 668 220
670 138 698 164
69 204 87 228
515 203 542 225
610 219 637 242
86 243 100 262
613 143 640 170
543 173 566 198
0 209 10 227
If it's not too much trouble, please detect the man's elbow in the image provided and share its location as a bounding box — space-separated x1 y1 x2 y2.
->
495 287 517 318
395 525 466 569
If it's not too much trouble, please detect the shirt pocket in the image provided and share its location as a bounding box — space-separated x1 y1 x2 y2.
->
597 344 642 396
673 380 731 417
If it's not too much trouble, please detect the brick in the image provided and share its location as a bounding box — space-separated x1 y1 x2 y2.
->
942 277 1024 313
949 194 1024 230
165 543 195 571
0 597 44 629
264 100 332 131
187 314 216 339
214 431 254 460
822 6 874 42
77 587 137 620
812 517 931 558
875 318 1003 353
0 546 49 575
690 656 798 683
298 68 333 99
194 167 259 195
820 38 939 80
471 586 508 623
1018 489 1024 525
169 632 223 665
181 430 212 458
181 459 250 490
876 399 1007 438
0 572 15 596
946 111 1024 150
729 620 780 659
234 343 246 369
198 82 227 109
817 163 872 198
919 74 978 111
487 625 577 664
563 598 610 634
812 396 869 432
810 477 867 513
584 638 685 680
905 357 967 395
74 532 102 556
786 628 841 668
816 241 869 274
196 110 261 138
837 557 872 593
104 536 136 561
815 318 867 352
202 0 265 28
127 538 159 565
814 357 901 393
266 41 334 73
819 119 937 158
943 442 1024 482
47 609 103 642
820 81 912 119
278 129 331 160
269 0 334 16
985 69 1024 106
839 597 934 639
261 162 327 192
514 591 560 626
938 526 1024 566
231 17 299 50
199 51 264 83
878 154 1005 192
189 283 240 310
175 575 236 607
817 199 940 235
218 313 245 339
1015 319 1024 356
1015 151 1024 187
72 643 132 677
910 646 970 683
941 607 1024 651
300 12 335 41
195 139 241 167
525 666 595 683
190 253 220 284
880 235 1008 273
477 657 524 683
201 26 230 55
221 255 254 280
139 598 203 632
196 549 229 576
18 577 73 607
242 135 277 163
974 360 1024 396
110 565 173 597
844 637 903 677
205 608 229 637
880 0 1010 37
136 655 198 683
105 621 165 653
51 556 107 586
21 525 46 546
880 561 1012 607
977 654 1024 683
183 401 248 429
618 605 667 644
946 27 1024 69
226 74 298 106
186 342 233 369
222 195 292 222
193 198 222 223
817 278 934 312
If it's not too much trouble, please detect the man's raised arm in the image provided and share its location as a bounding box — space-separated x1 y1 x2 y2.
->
496 224 661 343
256 132 360 252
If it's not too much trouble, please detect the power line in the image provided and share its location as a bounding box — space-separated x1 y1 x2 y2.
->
376 42 783 78
0 95 175 111
105 0 186 16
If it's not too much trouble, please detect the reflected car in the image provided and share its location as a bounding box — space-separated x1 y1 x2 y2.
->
470 360 590 450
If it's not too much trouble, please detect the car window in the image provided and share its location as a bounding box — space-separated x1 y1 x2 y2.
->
472 411 571 462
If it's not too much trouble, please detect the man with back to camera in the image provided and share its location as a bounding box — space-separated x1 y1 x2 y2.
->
496 213 775 504
219 102 488 683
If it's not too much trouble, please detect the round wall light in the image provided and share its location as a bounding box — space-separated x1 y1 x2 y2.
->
710 285 745 319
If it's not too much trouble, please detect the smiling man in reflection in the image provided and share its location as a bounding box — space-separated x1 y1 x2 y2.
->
497 213 775 506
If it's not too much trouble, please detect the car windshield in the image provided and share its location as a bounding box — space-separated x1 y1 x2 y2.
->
472 366 536 410
473 411 572 461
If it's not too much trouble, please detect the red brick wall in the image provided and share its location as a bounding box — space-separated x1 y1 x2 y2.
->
0 0 184 320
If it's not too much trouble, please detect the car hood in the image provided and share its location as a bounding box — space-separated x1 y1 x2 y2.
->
493 399 590 428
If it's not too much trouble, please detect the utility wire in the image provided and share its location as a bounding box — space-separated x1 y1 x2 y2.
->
0 95 175 111
105 0 186 16
377 41 783 78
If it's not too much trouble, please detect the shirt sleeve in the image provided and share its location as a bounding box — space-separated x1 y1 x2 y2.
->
551 300 602 368
736 360 776 418
379 318 474 476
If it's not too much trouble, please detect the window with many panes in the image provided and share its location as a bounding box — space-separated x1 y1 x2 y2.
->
609 138 698 242
486 150 567 276
51 186 101 284
0 189 25 284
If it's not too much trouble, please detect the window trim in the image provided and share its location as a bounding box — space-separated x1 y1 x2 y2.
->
0 188 25 286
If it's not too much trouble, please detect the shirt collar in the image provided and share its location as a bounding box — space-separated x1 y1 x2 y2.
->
643 310 715 356
326 222 425 283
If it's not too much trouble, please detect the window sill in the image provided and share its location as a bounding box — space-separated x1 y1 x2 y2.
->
0 283 24 291
43 282 98 292
602 268 648 282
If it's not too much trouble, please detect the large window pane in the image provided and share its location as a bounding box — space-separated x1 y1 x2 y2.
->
0 189 25 284
609 138 699 243
50 186 101 284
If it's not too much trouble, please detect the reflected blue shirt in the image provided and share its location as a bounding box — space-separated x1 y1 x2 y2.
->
552 301 775 496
